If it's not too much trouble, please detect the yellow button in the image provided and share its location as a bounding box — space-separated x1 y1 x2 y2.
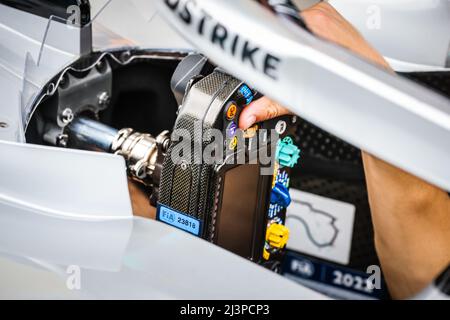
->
266 223 290 249
229 136 238 150
263 249 270 260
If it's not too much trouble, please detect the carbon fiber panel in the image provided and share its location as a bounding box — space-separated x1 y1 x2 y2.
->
159 71 239 229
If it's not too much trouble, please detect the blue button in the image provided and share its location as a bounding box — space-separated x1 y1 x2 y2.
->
239 85 254 105
270 182 292 208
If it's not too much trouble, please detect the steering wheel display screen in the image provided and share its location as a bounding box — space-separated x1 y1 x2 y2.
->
217 165 261 259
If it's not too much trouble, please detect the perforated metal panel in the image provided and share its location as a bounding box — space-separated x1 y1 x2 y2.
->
297 120 362 165
402 72 450 97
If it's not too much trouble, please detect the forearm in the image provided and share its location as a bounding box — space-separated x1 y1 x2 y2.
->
362 152 450 299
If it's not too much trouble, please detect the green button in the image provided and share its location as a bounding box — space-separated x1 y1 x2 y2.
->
276 138 301 168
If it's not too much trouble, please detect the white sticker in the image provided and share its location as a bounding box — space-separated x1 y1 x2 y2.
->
286 189 355 265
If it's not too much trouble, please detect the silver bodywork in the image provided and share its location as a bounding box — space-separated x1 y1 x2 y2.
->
330 0 450 71
0 203 327 299
0 0 449 299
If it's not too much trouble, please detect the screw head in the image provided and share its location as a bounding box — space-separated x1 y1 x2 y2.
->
180 160 189 171
60 108 74 125
98 92 110 108
95 60 107 73
57 134 69 148
120 51 131 62
59 74 69 89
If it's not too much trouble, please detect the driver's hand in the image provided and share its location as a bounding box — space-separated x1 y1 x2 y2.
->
239 1 391 130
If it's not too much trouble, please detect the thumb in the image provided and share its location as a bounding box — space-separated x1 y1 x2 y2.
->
239 97 291 130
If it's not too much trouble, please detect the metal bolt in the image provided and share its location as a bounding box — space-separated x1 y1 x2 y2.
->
60 108 74 125
98 92 111 108
120 51 131 63
162 138 170 152
180 161 188 171
59 74 69 89
47 83 56 95
134 162 147 179
57 134 69 148
137 167 146 179
95 59 106 73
